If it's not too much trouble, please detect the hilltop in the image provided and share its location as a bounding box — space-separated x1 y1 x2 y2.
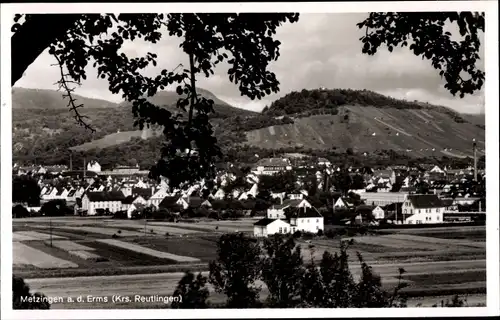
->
12 87 485 167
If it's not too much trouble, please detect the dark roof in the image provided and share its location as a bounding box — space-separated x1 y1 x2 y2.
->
121 195 136 205
254 218 278 226
187 197 205 208
356 205 376 212
158 196 181 208
441 199 454 206
132 187 153 200
273 199 302 210
295 206 323 218
86 191 125 202
408 194 444 208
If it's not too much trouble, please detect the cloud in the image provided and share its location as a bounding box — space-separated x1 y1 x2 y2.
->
14 13 485 113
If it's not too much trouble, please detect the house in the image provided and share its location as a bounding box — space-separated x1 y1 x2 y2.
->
121 195 147 218
441 199 459 212
356 205 385 220
254 206 324 237
187 197 212 210
430 165 445 174
81 191 126 215
87 160 101 173
149 187 170 208
238 183 258 200
253 158 292 176
376 182 392 193
372 169 396 184
333 197 354 210
359 191 408 207
212 188 226 200
253 218 293 237
158 196 184 212
317 157 332 167
401 194 445 224
266 199 311 219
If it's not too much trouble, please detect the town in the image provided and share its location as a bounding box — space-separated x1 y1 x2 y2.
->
13 150 486 234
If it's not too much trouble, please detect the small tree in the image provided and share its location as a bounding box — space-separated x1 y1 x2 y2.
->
208 233 262 308
171 272 210 309
261 234 304 307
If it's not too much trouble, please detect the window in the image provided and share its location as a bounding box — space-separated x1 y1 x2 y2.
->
284 227 288 233
316 219 319 223
279 227 282 233
307 219 310 223
436 216 440 221
316 226 319 230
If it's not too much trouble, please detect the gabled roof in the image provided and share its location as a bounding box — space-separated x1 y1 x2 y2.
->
273 199 303 210
407 194 444 208
295 206 323 218
158 195 182 208
121 195 136 205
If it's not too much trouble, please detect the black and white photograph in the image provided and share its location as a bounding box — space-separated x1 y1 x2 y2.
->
1 1 499 318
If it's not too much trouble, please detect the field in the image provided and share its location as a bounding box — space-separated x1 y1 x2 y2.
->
244 106 485 157
12 217 487 308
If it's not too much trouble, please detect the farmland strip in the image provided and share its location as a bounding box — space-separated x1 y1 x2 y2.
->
97 239 200 262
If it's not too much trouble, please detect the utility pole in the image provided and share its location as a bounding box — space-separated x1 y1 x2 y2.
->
69 152 73 172
49 219 53 247
472 139 477 182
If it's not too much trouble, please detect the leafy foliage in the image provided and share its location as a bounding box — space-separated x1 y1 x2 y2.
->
13 176 41 206
208 233 262 308
13 275 51 309
357 12 484 98
171 271 210 309
12 13 300 188
257 170 298 194
264 88 470 121
261 235 304 307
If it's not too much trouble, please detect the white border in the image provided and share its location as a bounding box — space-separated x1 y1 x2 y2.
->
1 1 499 319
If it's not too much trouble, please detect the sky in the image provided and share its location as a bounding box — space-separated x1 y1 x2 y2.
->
15 13 485 114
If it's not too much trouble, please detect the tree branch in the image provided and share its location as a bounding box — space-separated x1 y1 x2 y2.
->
11 14 82 86
53 54 95 132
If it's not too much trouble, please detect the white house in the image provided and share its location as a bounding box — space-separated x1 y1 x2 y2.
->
149 187 170 208
254 206 324 237
333 197 354 210
289 207 324 234
213 188 226 200
253 158 292 176
401 194 445 224
254 218 293 237
317 157 332 167
87 160 101 173
238 183 259 200
81 191 126 215
430 165 445 174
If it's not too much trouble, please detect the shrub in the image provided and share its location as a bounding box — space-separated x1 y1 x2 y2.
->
293 230 302 238
317 229 324 237
112 234 119 238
